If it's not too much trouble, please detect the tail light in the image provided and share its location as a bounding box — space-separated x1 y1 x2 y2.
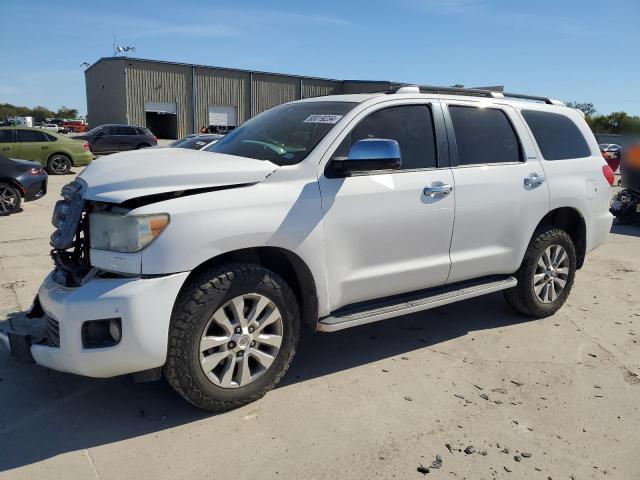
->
82 142 90 151
602 165 615 186
28 167 46 176
153 135 158 143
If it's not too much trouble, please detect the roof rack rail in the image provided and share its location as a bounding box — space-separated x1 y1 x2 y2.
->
385 83 565 106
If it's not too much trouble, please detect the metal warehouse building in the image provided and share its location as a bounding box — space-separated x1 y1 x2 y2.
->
85 57 393 139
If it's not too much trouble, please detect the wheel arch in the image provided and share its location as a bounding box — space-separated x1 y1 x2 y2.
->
181 247 319 330
0 177 24 197
534 207 587 269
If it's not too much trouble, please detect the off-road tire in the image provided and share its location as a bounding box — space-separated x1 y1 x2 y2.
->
164 262 300 412
504 227 576 318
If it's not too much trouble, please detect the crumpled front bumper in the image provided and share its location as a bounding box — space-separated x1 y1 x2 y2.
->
0 270 189 378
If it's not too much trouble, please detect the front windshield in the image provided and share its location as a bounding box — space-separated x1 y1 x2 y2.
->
86 126 103 136
204 101 356 165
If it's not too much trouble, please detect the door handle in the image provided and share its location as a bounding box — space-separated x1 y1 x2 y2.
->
423 184 453 196
524 174 545 187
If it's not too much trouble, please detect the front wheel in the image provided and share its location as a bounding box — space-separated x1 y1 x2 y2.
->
164 263 300 412
505 227 576 318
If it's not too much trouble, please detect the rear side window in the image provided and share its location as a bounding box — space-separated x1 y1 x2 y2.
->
0 130 14 142
449 106 522 165
121 126 138 136
16 130 48 143
135 128 149 136
334 105 438 170
522 110 591 160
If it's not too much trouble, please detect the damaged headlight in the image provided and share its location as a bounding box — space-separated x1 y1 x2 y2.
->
89 213 170 253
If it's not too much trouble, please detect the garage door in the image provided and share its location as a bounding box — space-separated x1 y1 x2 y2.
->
208 105 237 128
145 101 177 114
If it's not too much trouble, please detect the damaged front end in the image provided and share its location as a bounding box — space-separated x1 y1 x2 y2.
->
50 179 92 287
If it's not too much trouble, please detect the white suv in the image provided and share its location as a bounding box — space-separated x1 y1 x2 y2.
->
1 85 614 411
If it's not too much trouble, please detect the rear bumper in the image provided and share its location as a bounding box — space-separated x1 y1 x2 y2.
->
0 270 189 378
22 175 48 201
586 210 614 254
72 151 94 166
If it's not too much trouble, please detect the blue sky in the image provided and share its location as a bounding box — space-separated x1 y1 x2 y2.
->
1 0 639 116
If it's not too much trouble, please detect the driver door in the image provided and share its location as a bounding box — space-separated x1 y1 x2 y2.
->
318 101 455 311
93 126 120 154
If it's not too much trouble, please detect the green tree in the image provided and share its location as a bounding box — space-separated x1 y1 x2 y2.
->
29 105 55 119
56 106 78 119
566 101 597 116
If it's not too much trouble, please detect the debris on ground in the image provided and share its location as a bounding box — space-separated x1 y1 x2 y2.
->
464 446 476 454
417 465 430 475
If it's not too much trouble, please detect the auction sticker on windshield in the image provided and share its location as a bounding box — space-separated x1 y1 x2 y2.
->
303 114 343 124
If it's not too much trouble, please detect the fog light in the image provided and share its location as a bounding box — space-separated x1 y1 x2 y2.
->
109 319 122 343
81 318 122 348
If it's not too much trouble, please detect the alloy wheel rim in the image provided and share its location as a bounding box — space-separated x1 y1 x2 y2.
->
533 244 570 304
50 156 69 174
0 186 18 213
199 293 284 389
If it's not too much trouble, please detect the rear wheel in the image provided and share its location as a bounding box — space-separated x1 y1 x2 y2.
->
47 154 71 175
0 183 21 215
504 227 576 318
164 263 300 412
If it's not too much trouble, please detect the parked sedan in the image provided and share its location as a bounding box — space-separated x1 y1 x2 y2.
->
172 134 223 150
169 134 198 147
0 155 47 215
0 127 93 175
75 124 157 155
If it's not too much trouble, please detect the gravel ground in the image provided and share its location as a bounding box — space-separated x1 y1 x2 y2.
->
0 170 638 480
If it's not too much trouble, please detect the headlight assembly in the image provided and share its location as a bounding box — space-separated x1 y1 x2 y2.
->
89 213 170 253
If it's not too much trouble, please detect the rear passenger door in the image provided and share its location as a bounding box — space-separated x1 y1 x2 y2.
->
444 102 550 284
119 126 139 151
14 129 51 163
0 129 16 157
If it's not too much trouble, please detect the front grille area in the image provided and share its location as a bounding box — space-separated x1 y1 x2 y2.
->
45 316 60 348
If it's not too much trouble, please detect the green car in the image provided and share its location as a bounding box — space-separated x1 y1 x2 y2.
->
0 126 93 175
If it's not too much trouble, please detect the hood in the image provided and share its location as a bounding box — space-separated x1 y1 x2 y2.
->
79 148 279 203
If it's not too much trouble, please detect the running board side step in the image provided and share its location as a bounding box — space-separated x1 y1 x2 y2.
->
316 276 517 332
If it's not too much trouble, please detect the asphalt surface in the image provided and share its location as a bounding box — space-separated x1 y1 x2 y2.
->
0 169 638 479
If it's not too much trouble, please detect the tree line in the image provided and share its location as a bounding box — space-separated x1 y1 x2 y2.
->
0 103 79 120
566 102 640 135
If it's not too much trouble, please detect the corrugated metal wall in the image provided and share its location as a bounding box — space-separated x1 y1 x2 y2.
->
125 61 193 137
251 74 301 116
85 59 127 128
342 81 391 94
302 79 342 99
195 68 250 130
87 58 361 138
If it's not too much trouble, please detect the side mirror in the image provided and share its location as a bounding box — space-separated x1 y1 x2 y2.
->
333 139 401 174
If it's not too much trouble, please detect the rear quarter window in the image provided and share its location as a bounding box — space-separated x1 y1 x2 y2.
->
521 110 591 160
